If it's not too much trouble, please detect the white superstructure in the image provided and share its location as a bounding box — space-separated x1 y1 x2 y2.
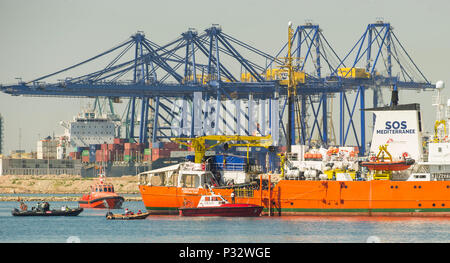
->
60 110 116 148
415 80 450 180
137 162 218 189
366 104 423 162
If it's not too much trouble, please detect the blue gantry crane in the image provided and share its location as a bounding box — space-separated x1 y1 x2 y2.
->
270 21 435 155
330 21 434 155
1 26 284 145
0 21 436 160
270 22 345 147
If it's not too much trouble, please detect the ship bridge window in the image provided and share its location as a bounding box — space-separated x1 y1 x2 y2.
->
181 174 200 188
167 173 178 187
150 173 166 186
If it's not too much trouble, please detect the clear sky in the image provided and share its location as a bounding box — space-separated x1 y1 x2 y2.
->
0 0 449 153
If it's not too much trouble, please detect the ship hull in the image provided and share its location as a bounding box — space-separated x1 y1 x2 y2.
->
179 204 263 217
139 180 450 216
12 208 84 217
360 159 415 171
78 195 124 209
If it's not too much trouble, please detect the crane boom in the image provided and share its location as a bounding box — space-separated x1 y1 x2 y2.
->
171 134 272 163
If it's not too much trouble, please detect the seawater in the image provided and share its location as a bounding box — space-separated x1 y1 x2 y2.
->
0 199 449 243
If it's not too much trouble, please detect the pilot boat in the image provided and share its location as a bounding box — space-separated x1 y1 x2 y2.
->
178 192 263 217
78 168 124 209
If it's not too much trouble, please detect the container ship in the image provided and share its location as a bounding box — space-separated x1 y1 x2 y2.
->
0 109 189 177
138 82 450 216
60 108 197 176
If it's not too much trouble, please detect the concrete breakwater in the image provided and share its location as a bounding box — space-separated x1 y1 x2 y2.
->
0 174 141 201
1 195 142 202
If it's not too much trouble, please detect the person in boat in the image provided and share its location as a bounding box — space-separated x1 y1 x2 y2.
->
125 208 134 215
36 202 49 212
42 202 50 212
19 201 28 211
137 210 142 215
35 202 48 212
231 191 235 204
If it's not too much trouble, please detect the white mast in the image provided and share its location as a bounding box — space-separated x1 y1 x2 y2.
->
433 81 446 139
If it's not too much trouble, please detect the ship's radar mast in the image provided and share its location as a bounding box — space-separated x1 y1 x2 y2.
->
433 80 446 141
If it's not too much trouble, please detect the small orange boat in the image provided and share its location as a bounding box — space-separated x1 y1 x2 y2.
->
78 168 124 209
360 159 415 171
361 144 415 171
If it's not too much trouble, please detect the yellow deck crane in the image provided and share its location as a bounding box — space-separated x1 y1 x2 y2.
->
280 21 298 152
433 120 447 142
170 135 273 164
372 144 393 180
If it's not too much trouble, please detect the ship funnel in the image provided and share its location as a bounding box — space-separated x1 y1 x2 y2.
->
365 103 423 162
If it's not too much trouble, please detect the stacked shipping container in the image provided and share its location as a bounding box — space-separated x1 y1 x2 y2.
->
69 139 192 163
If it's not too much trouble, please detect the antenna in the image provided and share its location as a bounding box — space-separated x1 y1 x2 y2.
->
434 80 445 121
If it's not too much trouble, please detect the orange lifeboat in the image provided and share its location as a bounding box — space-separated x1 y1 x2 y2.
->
78 168 124 209
360 159 415 171
304 152 322 160
360 145 415 171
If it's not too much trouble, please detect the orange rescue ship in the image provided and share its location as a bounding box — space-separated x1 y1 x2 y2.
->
138 98 450 217
138 164 450 217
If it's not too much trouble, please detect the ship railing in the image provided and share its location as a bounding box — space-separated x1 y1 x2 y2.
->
433 174 450 181
247 164 265 173
210 163 265 173
211 163 245 171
